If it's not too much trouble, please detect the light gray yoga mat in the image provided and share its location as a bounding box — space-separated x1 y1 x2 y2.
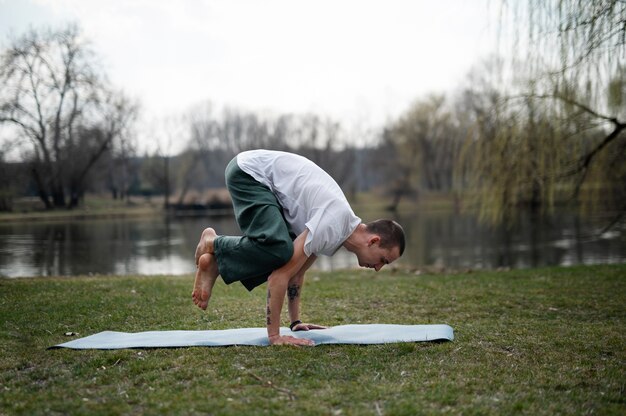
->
51 324 454 349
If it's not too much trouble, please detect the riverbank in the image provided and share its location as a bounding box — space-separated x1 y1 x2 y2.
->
0 205 165 223
1 265 624 414
0 196 166 223
0 191 464 224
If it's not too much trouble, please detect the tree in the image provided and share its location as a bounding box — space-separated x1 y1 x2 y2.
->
466 0 626 226
293 114 357 193
0 25 137 209
384 94 462 211
66 93 138 207
178 102 360 198
102 115 138 202
140 150 169 199
0 143 14 211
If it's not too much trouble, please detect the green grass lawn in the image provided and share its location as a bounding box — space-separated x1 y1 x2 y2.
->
1 265 624 415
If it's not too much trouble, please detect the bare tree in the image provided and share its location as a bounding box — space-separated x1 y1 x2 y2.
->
103 113 138 202
178 103 358 198
182 104 294 192
384 94 462 211
0 25 136 209
293 114 357 192
0 142 15 211
67 93 138 207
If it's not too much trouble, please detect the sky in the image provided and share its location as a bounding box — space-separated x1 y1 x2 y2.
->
0 0 498 153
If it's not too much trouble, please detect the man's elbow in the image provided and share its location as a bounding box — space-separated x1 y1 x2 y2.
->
267 269 289 287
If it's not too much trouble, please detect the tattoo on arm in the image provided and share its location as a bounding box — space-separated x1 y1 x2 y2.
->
287 284 300 301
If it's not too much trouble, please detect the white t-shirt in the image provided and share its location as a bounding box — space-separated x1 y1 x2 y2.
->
236 150 361 257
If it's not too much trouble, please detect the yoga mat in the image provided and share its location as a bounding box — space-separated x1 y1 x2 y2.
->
51 324 454 349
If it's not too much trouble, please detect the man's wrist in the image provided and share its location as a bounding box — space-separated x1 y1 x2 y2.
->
290 320 302 331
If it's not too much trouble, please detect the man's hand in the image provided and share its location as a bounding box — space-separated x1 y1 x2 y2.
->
269 334 315 346
291 322 327 331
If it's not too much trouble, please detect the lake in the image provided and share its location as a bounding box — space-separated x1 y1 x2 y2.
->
0 209 624 278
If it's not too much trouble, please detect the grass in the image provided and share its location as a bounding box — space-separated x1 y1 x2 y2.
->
1 265 625 415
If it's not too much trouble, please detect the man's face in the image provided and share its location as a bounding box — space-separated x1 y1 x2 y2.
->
356 238 401 272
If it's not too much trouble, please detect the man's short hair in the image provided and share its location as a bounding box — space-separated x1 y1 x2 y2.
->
365 219 405 256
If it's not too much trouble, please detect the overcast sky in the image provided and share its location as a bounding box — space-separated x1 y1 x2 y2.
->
0 0 497 152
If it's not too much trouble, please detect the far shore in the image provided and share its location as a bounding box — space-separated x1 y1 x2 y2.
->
0 191 463 223
0 204 165 223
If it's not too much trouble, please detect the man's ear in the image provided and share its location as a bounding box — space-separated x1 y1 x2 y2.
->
368 235 380 246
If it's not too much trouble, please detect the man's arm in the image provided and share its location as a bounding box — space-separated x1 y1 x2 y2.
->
286 267 306 326
266 230 314 346
287 254 327 331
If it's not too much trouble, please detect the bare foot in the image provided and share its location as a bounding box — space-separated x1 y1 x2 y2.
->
195 227 217 265
192 252 219 310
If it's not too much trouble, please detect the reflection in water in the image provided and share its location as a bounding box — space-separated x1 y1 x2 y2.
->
0 209 624 278
392 209 625 270
0 217 238 278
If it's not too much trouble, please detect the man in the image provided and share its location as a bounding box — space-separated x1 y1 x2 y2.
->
192 149 405 346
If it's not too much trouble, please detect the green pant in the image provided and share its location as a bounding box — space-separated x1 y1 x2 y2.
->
214 158 295 291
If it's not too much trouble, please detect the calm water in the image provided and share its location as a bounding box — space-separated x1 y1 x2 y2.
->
0 210 624 278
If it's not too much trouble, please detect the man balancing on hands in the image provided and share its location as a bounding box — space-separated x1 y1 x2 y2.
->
192 149 405 346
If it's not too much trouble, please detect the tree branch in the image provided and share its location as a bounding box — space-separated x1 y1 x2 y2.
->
512 93 621 124
509 93 626 186
0 115 41 140
571 122 626 195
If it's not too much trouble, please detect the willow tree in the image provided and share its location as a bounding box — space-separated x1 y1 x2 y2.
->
464 0 625 226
